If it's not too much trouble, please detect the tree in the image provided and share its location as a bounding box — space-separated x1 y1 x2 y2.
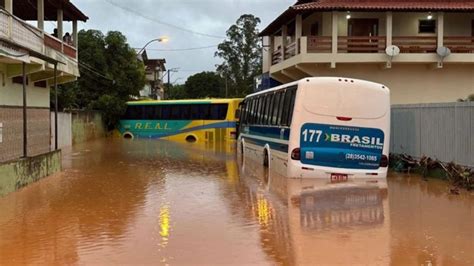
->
184 71 224 98
54 29 145 129
215 14 262 97
168 84 188 99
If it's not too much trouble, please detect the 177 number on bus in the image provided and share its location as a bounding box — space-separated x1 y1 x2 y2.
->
301 129 323 143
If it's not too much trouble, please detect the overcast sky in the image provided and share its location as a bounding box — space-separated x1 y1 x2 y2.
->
57 0 294 84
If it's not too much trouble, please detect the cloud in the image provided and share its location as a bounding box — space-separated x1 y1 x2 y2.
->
71 0 294 83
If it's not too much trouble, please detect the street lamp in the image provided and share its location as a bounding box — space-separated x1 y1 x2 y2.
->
137 36 169 56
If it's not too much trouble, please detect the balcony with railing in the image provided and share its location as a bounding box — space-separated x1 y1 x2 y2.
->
0 9 77 60
270 35 474 67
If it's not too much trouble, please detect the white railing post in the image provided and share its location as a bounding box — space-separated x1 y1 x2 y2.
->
331 11 338 54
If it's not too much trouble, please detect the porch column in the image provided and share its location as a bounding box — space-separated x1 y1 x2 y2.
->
331 11 338 54
437 12 444 48
268 35 274 66
37 0 44 30
295 14 303 54
386 11 393 47
54 64 58 150
282 24 288 60
5 0 12 12
57 8 64 39
5 0 12 37
73 20 78 48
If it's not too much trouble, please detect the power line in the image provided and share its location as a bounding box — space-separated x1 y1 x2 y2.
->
104 0 225 40
145 45 218 52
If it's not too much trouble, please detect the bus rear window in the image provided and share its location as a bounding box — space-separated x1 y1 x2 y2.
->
302 84 389 119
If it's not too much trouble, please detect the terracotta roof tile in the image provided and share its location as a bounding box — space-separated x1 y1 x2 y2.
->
293 0 474 12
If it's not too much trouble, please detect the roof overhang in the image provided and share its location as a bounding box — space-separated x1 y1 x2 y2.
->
12 0 88 22
260 0 474 36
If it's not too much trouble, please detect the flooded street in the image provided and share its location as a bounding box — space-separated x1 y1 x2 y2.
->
0 139 472 265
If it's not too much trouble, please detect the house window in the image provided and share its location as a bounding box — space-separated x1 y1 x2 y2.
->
419 20 436 33
0 0 4 8
310 22 319 36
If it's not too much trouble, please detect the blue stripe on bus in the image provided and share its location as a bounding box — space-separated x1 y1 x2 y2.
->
242 136 289 153
245 125 290 140
129 121 236 139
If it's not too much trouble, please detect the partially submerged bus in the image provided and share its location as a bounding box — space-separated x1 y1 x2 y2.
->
237 77 390 180
119 98 242 143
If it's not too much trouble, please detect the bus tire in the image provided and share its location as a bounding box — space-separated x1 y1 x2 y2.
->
263 149 269 168
123 132 134 140
185 135 197 143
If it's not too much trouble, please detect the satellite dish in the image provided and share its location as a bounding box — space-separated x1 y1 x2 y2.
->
437 46 451 58
385 45 400 57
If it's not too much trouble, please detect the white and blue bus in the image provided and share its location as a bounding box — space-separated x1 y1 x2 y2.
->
238 77 390 181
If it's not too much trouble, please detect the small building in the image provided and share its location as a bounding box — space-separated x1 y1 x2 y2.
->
140 50 166 100
0 0 88 196
260 0 474 104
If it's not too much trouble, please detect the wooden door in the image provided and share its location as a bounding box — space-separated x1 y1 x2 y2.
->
348 19 379 52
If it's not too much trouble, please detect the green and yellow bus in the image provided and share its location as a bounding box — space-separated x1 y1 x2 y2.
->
119 98 242 143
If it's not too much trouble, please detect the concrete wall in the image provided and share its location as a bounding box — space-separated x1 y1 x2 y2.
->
391 102 474 167
50 112 72 150
70 111 105 145
301 63 474 105
0 150 61 197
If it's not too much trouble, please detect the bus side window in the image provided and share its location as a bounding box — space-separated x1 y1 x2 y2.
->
162 105 171 120
281 90 291 126
181 105 191 120
190 105 201 120
276 92 285 126
287 89 296 126
154 105 162 120
200 104 211 120
249 99 255 124
272 93 281 125
264 94 272 125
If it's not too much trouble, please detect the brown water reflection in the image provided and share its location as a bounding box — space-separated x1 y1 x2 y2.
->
0 140 472 265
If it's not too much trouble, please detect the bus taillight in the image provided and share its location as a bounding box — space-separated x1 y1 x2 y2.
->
291 148 301 160
230 131 237 139
380 155 389 167
337 116 352 121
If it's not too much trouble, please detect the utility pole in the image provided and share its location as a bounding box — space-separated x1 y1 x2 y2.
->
165 68 179 99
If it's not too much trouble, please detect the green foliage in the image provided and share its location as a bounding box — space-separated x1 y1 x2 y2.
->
92 95 127 131
167 84 188 99
54 29 145 129
215 14 262 97
184 72 225 98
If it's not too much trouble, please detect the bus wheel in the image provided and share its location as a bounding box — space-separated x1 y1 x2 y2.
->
185 135 197 143
263 149 269 168
123 132 134 139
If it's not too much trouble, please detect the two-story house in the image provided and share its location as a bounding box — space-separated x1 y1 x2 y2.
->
0 0 87 196
260 0 474 104
140 50 166 100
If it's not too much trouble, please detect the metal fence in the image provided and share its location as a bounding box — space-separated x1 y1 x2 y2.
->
391 102 474 167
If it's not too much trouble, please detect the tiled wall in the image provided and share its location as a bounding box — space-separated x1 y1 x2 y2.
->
0 106 51 163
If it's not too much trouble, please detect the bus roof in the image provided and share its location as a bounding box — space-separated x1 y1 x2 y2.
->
127 98 243 105
244 77 388 99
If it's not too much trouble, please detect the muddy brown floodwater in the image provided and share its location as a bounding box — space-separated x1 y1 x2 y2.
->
0 139 472 265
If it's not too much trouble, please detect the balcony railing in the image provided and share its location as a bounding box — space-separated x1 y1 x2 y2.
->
338 36 386 53
270 35 474 66
444 36 474 53
308 36 332 53
392 36 437 53
0 9 77 60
